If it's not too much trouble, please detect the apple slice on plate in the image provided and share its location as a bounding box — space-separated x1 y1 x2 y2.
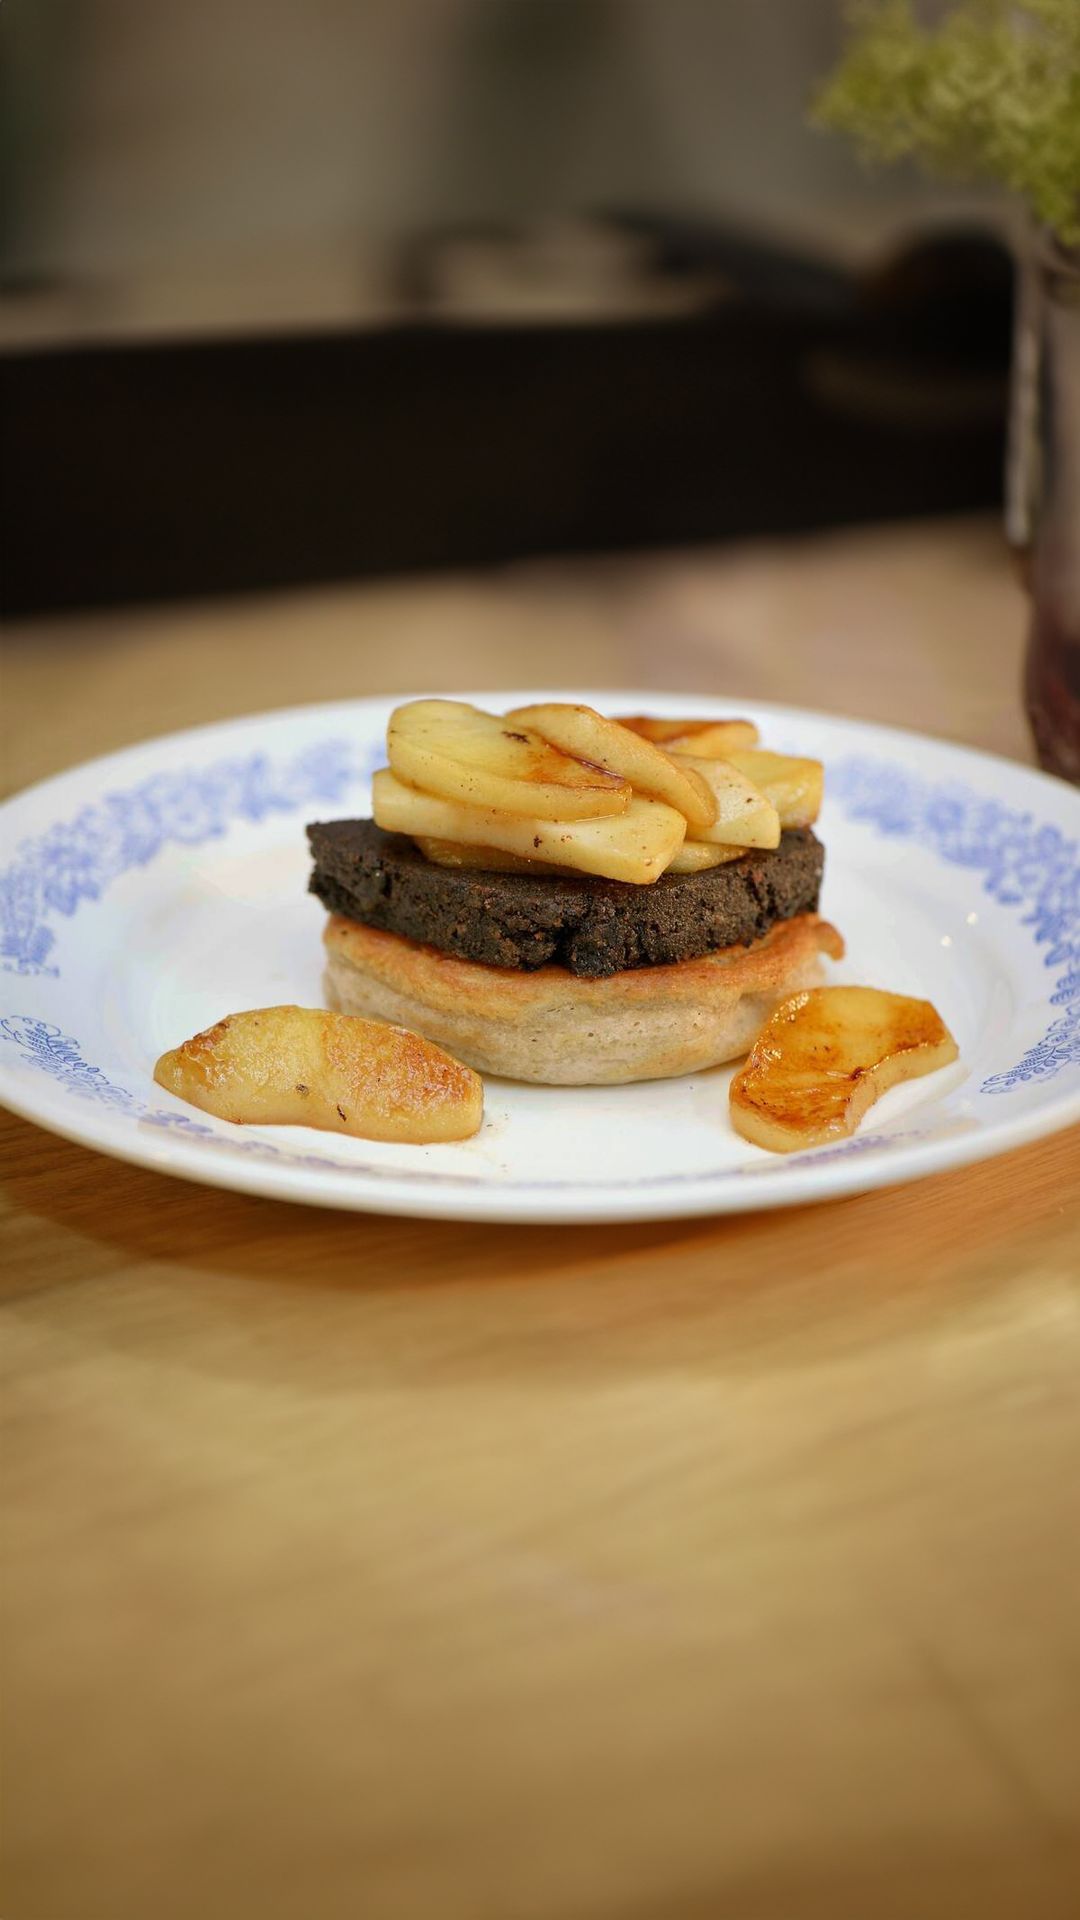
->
388 699 630 821
667 751 780 850
505 702 718 835
412 836 575 875
155 1006 484 1143
619 716 760 754
373 768 686 884
730 987 959 1153
723 749 824 830
664 841 747 874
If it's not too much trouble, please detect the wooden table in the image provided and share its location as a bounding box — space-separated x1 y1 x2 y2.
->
4 519 1079 1920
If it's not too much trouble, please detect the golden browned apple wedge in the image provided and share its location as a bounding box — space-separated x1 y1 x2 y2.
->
723 749 824 830
504 702 718 834
417 831 740 877
666 750 781 849
388 699 631 820
373 768 686 883
412 836 582 877
729 987 959 1153
619 716 760 753
154 1006 483 1143
663 840 747 873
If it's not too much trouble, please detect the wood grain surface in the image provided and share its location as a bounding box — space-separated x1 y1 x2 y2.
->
3 519 1079 1920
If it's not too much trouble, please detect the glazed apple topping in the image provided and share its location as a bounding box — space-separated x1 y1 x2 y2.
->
375 698 822 885
154 1006 483 1144
729 987 959 1153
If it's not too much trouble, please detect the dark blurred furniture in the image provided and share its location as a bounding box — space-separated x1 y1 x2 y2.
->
1 229 1012 617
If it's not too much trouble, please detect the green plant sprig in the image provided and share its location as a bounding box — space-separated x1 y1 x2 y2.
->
813 0 1080 248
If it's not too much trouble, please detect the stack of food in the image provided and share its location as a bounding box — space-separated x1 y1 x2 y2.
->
154 698 957 1150
307 700 843 1084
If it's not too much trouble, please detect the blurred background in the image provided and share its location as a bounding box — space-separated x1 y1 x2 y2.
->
1 0 1013 620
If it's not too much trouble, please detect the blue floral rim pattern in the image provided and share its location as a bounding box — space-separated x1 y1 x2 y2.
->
1 739 357 977
826 757 1079 1091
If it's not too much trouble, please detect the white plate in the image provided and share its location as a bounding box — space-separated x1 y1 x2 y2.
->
2 691 1078 1222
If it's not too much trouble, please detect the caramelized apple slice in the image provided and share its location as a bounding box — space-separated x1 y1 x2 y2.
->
664 841 747 873
505 702 717 834
154 1006 483 1143
619 716 760 754
373 768 685 884
413 836 578 877
417 832 739 878
730 987 959 1154
723 749 824 829
388 699 630 820
667 751 780 849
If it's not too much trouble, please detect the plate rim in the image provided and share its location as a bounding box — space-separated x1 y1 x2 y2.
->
3 689 1078 1223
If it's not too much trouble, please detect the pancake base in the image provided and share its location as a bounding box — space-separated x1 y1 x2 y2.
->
323 913 844 1085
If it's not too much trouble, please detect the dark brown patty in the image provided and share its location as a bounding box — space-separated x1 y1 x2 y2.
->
308 819 825 978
